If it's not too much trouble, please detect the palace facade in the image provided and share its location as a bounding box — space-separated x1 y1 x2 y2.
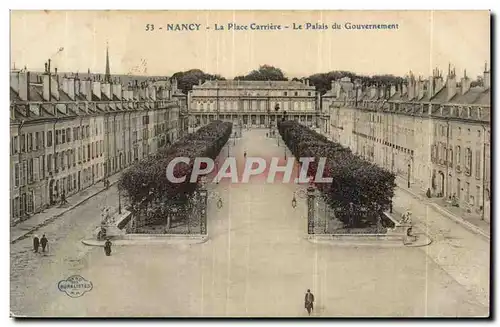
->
326 65 491 222
188 80 322 130
9 55 182 225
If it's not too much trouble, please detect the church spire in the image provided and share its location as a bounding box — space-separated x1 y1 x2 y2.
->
105 42 111 83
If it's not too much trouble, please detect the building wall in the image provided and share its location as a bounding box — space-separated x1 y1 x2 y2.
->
10 73 181 225
189 80 319 129
328 83 490 222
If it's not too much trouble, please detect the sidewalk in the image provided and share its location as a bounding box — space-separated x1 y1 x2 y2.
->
395 176 490 239
10 173 122 244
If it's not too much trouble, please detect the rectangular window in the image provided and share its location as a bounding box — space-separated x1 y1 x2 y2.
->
35 132 39 150
100 140 103 156
67 128 71 142
21 160 27 186
54 152 59 171
28 158 33 183
21 134 26 152
41 155 45 179
62 129 66 144
475 150 481 178
27 190 34 213
28 133 33 151
55 130 59 145
78 147 82 162
13 136 18 154
14 163 19 187
41 132 45 148
87 144 90 159
33 157 39 182
47 131 52 147
47 154 52 172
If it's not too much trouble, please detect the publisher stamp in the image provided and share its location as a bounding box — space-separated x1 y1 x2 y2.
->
57 275 93 298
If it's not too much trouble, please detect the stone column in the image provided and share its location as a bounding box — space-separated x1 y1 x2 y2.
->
307 185 316 234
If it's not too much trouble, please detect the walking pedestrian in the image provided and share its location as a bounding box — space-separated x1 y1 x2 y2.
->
40 234 48 253
304 289 315 316
104 238 112 256
33 235 40 253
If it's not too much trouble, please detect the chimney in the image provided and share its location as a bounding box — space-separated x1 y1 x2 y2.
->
62 75 69 95
446 66 457 101
68 76 75 100
305 78 309 86
461 69 471 95
10 71 20 95
390 84 396 97
370 85 377 98
80 79 92 101
18 71 28 101
101 80 111 100
112 82 122 100
484 62 490 89
418 79 424 99
51 67 60 101
92 78 101 100
198 79 202 86
402 83 407 95
75 76 80 99
43 74 51 101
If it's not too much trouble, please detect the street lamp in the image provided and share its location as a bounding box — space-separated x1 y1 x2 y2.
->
118 186 122 214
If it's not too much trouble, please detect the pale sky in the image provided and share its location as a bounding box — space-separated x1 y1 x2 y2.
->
10 10 490 79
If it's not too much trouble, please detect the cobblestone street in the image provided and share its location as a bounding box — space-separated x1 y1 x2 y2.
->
10 129 489 317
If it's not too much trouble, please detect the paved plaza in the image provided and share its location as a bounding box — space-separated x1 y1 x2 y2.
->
10 129 489 317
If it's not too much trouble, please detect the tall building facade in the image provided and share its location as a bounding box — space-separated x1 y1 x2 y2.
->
9 56 181 225
327 65 491 222
188 80 320 129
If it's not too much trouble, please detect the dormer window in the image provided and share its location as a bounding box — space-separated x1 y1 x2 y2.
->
294 92 298 96
284 92 288 96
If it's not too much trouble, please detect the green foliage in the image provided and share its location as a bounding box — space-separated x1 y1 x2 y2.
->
170 69 226 94
278 120 396 228
305 71 404 95
119 121 233 211
234 65 288 81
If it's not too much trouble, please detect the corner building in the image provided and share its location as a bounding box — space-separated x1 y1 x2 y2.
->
9 57 181 225
326 65 491 222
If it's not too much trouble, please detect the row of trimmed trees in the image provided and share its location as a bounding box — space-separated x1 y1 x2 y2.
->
278 120 396 228
119 120 233 225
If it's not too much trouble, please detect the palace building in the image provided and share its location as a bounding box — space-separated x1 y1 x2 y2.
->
326 64 491 222
188 79 321 130
9 49 182 225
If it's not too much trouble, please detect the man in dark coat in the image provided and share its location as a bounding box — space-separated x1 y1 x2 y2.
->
33 235 40 253
304 289 315 316
40 234 48 252
104 238 112 256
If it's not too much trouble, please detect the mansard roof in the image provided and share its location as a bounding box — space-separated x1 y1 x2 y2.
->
199 80 314 90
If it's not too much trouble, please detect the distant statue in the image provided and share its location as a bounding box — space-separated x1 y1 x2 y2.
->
400 210 412 225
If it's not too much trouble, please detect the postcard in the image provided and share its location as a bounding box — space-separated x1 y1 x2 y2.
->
9 10 490 317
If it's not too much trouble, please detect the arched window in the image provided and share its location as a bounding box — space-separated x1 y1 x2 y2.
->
448 148 453 167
